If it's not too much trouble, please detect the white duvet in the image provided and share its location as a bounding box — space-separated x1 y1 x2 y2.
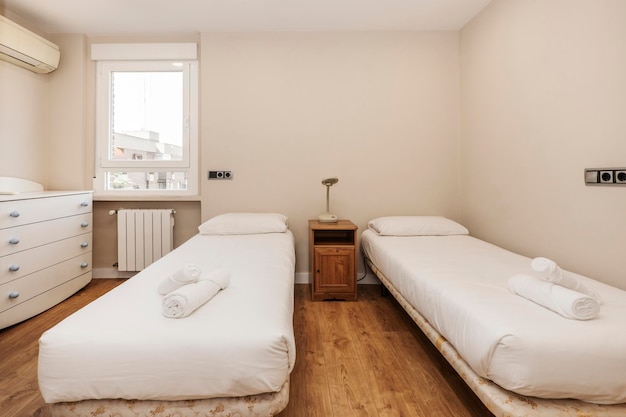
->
38 231 296 403
361 230 626 404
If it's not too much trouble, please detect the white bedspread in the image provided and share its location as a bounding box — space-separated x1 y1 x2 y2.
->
361 230 626 404
38 231 296 403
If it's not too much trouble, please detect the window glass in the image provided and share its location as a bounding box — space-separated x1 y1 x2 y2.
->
94 59 198 197
110 71 183 163
106 171 188 191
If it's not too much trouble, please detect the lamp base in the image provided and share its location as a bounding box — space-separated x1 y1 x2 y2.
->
318 213 338 223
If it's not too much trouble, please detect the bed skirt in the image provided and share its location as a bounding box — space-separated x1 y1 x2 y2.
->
366 259 626 417
48 380 290 417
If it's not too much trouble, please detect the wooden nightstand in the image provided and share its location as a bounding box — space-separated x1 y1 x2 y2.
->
309 219 358 301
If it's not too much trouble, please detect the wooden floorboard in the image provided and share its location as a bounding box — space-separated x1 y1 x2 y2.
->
0 280 493 417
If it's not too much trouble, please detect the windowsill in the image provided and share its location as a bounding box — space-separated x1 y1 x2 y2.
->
93 193 201 202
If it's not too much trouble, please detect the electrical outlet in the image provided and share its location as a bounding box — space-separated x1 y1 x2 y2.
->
585 168 626 186
599 171 614 183
208 170 233 180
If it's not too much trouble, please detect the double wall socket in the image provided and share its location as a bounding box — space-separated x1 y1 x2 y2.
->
585 168 626 186
208 170 233 180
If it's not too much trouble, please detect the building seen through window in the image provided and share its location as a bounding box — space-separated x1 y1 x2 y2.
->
108 130 186 190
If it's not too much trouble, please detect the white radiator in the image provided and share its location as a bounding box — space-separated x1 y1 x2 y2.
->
115 209 175 272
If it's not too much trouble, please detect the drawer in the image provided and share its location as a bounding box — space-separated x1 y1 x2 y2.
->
0 271 92 328
1 252 92 313
0 193 92 229
0 213 92 257
1 233 92 285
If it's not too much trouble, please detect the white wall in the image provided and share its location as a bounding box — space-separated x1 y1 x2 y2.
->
460 0 626 288
12 2 626 287
0 23 88 192
1 29 462 275
200 32 462 274
48 34 90 191
0 60 50 185
0 10 54 186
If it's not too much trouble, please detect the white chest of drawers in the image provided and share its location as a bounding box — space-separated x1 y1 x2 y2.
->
0 191 93 329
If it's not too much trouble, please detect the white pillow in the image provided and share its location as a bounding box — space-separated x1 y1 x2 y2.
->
368 216 468 236
198 213 288 235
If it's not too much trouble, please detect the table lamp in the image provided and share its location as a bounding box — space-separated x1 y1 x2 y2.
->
318 177 339 223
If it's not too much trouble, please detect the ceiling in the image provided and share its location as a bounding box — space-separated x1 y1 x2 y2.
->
1 0 492 35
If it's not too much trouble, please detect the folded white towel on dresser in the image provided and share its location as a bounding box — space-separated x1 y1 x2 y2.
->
158 264 202 295
508 274 600 320
162 269 231 318
530 257 602 304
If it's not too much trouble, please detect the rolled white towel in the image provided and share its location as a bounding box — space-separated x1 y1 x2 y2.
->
158 264 202 295
202 268 231 289
508 274 600 320
162 269 231 318
530 257 602 304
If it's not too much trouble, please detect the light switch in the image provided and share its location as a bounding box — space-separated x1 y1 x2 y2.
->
584 170 598 184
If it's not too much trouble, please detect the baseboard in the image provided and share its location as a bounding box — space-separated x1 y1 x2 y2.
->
92 268 135 279
295 272 380 285
357 272 381 285
94 268 380 284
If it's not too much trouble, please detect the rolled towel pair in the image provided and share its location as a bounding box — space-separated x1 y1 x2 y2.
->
162 269 230 318
508 274 600 320
158 264 202 295
530 257 602 304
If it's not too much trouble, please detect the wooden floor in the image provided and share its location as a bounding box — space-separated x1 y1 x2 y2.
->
0 280 493 417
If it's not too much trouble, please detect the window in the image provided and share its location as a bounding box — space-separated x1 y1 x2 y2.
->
93 45 198 197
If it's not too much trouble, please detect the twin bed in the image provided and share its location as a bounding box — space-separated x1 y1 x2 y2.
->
38 212 626 417
38 213 296 417
361 216 626 417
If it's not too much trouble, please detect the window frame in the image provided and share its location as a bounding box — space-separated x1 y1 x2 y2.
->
93 57 199 198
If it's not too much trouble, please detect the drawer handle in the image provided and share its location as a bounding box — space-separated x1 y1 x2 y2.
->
81 221 89 227
80 262 89 268
81 242 89 248
9 264 20 272
8 291 20 299
9 211 20 218
81 201 89 207
9 237 20 245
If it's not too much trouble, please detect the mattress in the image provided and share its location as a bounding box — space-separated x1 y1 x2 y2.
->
38 231 296 403
361 229 626 404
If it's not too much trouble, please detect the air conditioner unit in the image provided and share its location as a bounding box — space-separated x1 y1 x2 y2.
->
0 15 60 73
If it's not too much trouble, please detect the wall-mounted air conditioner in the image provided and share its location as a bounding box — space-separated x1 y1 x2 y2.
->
0 15 60 74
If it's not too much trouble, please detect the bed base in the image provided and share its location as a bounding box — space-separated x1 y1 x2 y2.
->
48 380 289 417
366 259 626 417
